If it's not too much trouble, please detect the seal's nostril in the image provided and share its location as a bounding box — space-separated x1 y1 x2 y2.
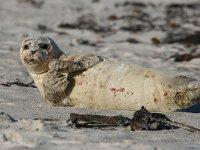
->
29 46 39 54
30 50 37 54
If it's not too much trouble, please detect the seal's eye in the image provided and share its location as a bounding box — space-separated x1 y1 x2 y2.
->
38 43 49 50
23 44 29 50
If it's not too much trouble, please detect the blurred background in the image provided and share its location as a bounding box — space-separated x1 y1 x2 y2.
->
0 0 200 82
0 0 200 97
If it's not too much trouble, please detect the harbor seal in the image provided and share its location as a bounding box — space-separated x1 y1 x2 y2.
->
20 35 104 106
20 35 200 112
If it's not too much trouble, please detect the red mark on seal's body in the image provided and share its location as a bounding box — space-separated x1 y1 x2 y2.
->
163 92 168 96
110 88 117 92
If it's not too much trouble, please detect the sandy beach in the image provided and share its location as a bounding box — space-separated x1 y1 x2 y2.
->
0 0 200 149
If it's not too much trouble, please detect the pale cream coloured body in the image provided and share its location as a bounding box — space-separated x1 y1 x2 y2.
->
30 60 200 112
67 61 176 112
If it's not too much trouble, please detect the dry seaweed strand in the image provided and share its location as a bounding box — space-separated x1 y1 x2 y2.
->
172 53 200 62
58 14 113 34
170 121 200 133
0 80 36 88
17 0 44 8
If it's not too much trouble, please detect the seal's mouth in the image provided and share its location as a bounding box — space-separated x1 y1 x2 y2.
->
24 58 40 66
27 59 38 64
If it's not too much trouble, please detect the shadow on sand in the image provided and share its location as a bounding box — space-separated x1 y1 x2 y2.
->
182 103 200 113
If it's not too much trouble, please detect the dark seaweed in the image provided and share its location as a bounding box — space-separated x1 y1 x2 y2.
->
68 106 200 132
0 80 36 88
58 14 112 33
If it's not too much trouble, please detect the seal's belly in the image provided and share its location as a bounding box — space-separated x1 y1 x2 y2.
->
68 61 179 112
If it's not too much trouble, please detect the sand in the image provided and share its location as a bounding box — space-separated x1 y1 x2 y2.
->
0 0 200 149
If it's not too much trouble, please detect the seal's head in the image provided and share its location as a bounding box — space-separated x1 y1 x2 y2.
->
20 35 63 74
